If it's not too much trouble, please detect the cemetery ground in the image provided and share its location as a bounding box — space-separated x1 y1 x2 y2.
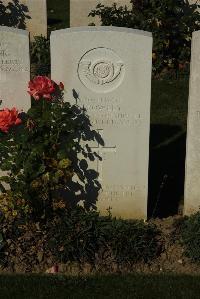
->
0 79 197 276
2 0 200 296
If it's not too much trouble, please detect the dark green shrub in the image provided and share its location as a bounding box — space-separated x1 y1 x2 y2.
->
30 36 50 76
105 218 162 264
89 0 200 75
181 212 200 262
47 207 162 265
47 207 106 264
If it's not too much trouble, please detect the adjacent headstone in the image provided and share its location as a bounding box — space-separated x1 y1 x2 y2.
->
22 0 47 40
51 27 152 219
2 0 47 40
0 26 30 111
70 0 131 27
184 30 200 215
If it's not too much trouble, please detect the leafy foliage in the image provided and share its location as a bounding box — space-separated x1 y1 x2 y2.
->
47 207 162 265
30 36 50 76
105 217 162 264
0 79 101 221
0 191 31 221
181 212 200 263
89 0 200 75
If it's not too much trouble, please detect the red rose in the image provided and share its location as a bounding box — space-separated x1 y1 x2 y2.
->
28 76 55 101
0 108 22 133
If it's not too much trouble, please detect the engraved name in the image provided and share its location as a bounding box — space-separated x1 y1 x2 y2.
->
99 184 145 201
0 46 28 73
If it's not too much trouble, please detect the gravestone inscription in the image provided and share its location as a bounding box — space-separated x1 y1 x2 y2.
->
184 30 200 215
0 26 30 191
51 27 152 219
0 26 30 111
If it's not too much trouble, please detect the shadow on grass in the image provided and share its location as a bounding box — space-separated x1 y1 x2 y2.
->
148 124 186 218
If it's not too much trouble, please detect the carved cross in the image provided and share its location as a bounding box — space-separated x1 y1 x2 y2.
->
90 129 116 181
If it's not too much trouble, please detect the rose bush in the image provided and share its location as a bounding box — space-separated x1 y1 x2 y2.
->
0 76 100 221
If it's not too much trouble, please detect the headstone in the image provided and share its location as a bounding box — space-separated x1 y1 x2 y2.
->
22 0 47 40
184 30 200 215
0 26 30 111
2 0 47 40
70 0 131 27
51 27 152 219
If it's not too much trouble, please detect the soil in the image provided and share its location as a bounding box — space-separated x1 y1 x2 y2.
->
140 216 200 274
1 215 200 275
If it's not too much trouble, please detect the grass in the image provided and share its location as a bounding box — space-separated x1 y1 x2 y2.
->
0 273 199 299
151 79 189 130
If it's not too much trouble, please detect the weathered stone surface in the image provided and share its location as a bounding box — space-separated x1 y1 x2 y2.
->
22 0 47 40
184 30 200 215
0 26 30 111
70 0 131 27
51 27 152 219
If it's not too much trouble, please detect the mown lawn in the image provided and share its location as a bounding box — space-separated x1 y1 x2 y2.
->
0 273 199 299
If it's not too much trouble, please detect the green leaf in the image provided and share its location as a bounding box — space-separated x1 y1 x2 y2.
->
58 159 71 169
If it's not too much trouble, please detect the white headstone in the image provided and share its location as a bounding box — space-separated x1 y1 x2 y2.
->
184 30 200 215
0 26 30 111
2 0 47 40
51 27 152 219
22 0 47 40
70 0 131 27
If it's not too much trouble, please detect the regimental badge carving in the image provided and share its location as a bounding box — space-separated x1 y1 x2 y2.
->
78 47 125 93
